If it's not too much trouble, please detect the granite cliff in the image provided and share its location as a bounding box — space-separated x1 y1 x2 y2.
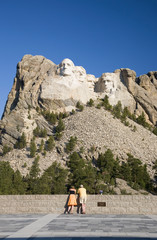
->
0 55 157 183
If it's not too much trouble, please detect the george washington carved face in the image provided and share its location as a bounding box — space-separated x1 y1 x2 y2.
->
56 58 75 76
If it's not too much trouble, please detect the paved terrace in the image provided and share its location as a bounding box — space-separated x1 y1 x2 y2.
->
0 213 157 240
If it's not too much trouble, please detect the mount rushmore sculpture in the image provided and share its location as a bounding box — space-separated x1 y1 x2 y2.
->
0 54 157 148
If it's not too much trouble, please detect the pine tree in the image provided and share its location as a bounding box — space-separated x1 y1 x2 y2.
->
55 132 63 141
26 156 41 194
40 128 47 137
45 136 55 151
102 95 112 110
136 112 150 129
33 126 40 137
0 162 14 194
42 110 57 125
124 154 152 190
33 127 47 137
30 139 37 157
68 152 86 188
112 101 122 119
65 136 77 153
83 163 97 193
38 162 68 194
120 162 132 183
38 139 44 152
14 132 27 149
55 119 65 133
29 156 40 179
97 149 120 185
12 170 26 194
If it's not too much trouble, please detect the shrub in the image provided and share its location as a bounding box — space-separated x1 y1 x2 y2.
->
96 104 101 109
71 109 75 115
43 150 46 157
124 120 130 126
76 101 84 111
87 98 94 107
2 145 12 156
132 125 137 132
58 112 68 119
23 163 27 168
90 145 95 153
153 127 157 136
36 106 40 113
79 146 84 154
120 189 128 195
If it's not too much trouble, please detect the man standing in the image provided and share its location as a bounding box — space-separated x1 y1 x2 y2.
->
78 184 87 214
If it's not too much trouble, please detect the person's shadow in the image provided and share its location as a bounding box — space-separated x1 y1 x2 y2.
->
64 195 70 214
76 196 82 214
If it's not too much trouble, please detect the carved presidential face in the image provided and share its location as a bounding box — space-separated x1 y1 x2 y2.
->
57 58 75 76
101 73 117 94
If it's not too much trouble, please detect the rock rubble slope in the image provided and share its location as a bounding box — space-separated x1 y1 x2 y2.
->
2 106 157 179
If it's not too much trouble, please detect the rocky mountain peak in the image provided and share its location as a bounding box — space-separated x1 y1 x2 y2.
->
0 54 157 151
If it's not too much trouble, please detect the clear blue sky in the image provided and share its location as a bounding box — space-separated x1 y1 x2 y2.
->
0 0 157 119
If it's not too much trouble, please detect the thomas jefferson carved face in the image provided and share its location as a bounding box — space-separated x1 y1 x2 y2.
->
57 58 75 76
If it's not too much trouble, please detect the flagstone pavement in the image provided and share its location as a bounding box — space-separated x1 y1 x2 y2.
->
0 214 157 240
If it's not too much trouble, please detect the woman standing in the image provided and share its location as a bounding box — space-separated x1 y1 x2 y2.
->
67 186 77 214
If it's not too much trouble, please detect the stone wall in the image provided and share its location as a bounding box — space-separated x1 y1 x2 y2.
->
0 195 157 214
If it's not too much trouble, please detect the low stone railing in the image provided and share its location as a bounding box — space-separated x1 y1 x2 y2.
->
0 195 157 214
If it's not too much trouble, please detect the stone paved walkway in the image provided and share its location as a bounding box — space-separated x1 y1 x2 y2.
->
0 214 157 240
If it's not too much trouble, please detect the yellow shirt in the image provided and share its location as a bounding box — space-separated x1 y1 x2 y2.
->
78 187 87 198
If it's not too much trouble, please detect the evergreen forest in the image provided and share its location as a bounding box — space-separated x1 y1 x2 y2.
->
0 149 156 195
